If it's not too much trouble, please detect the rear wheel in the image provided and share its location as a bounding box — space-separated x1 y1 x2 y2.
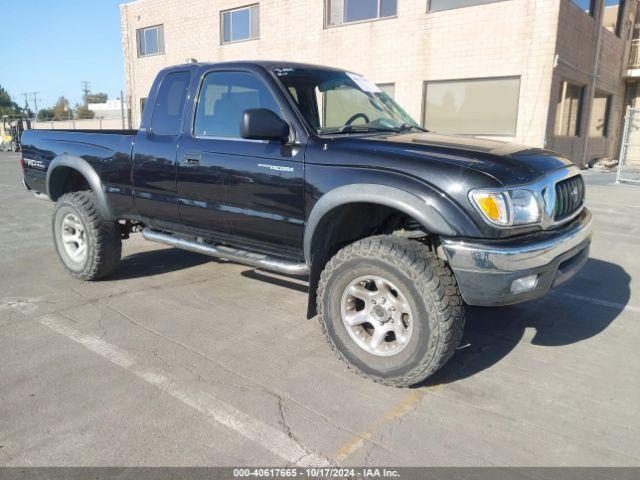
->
317 235 464 387
52 192 122 280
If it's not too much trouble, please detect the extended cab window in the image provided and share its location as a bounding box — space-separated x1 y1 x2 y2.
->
151 71 191 136
194 71 281 138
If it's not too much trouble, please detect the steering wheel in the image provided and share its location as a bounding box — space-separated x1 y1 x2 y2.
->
345 113 370 126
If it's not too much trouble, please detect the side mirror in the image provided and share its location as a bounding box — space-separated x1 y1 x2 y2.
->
241 108 290 142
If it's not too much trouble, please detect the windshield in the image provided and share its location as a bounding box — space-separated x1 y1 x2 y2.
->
272 67 421 135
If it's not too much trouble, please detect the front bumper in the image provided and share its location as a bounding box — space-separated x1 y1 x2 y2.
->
441 209 593 306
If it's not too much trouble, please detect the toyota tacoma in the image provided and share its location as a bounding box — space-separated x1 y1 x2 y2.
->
20 61 592 387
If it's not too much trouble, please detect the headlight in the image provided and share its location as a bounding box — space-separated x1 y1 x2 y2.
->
469 189 541 227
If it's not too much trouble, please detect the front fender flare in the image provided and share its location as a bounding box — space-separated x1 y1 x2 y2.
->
303 183 466 265
46 155 114 220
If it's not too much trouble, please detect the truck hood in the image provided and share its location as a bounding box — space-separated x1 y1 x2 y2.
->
350 131 574 186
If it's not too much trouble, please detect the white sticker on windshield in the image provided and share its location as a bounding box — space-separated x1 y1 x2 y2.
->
346 72 381 93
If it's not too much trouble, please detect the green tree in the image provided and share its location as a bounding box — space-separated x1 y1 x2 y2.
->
85 92 108 104
0 85 20 116
52 96 72 121
37 108 55 121
75 103 95 119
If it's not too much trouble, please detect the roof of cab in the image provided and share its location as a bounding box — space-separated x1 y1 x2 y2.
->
166 60 347 72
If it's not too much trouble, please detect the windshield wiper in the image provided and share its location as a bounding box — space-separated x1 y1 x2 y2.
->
320 125 399 135
396 123 428 133
320 123 428 135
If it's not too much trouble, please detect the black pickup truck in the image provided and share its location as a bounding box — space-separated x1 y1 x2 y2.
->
20 61 592 387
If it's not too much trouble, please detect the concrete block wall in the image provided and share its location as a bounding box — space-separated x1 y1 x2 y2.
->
121 0 561 152
548 0 638 166
31 119 126 130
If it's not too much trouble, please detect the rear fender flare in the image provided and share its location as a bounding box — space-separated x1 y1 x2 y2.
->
46 155 113 220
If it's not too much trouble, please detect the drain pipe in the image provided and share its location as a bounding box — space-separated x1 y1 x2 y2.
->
581 0 606 168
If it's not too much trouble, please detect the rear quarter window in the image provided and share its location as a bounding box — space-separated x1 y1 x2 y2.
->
151 71 191 136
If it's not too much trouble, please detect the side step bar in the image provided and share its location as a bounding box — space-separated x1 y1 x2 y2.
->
142 228 309 276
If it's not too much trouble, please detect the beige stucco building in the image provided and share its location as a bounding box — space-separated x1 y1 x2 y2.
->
120 0 640 167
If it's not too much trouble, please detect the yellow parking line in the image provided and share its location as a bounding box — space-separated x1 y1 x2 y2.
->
332 385 440 462
333 431 373 462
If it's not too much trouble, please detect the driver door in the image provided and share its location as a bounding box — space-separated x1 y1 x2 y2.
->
177 69 305 257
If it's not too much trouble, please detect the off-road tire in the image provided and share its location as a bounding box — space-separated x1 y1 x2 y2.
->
317 235 464 387
52 191 122 280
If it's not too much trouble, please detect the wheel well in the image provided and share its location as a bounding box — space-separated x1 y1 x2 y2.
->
306 203 429 318
48 166 91 201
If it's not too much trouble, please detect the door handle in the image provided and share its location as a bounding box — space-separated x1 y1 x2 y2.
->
184 153 201 165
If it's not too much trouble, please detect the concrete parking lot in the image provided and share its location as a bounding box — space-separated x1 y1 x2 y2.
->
0 150 639 466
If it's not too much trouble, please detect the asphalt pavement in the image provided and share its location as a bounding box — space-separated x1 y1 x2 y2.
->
1 151 639 466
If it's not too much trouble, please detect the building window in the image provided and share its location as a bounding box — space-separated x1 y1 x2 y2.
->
377 83 395 99
603 0 625 37
555 81 585 137
423 77 520 136
137 25 164 57
222 5 259 43
428 0 507 13
570 0 595 16
326 0 397 27
589 92 612 137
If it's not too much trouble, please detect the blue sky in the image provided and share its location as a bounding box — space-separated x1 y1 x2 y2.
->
0 0 130 111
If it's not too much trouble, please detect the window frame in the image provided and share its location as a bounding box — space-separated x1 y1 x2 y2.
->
554 80 586 138
426 0 510 14
220 4 260 44
190 68 288 141
421 75 521 137
614 0 626 37
325 0 397 28
137 25 165 57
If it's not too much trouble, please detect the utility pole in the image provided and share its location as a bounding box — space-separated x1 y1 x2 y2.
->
81 81 91 106
30 92 40 120
21 93 29 118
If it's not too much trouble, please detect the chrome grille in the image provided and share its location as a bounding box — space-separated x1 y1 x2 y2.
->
554 175 584 221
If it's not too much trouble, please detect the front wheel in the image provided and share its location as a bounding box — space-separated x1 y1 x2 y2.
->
317 235 464 387
52 191 122 280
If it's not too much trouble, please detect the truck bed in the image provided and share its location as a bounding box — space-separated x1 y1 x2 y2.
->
20 129 137 205
33 129 138 135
